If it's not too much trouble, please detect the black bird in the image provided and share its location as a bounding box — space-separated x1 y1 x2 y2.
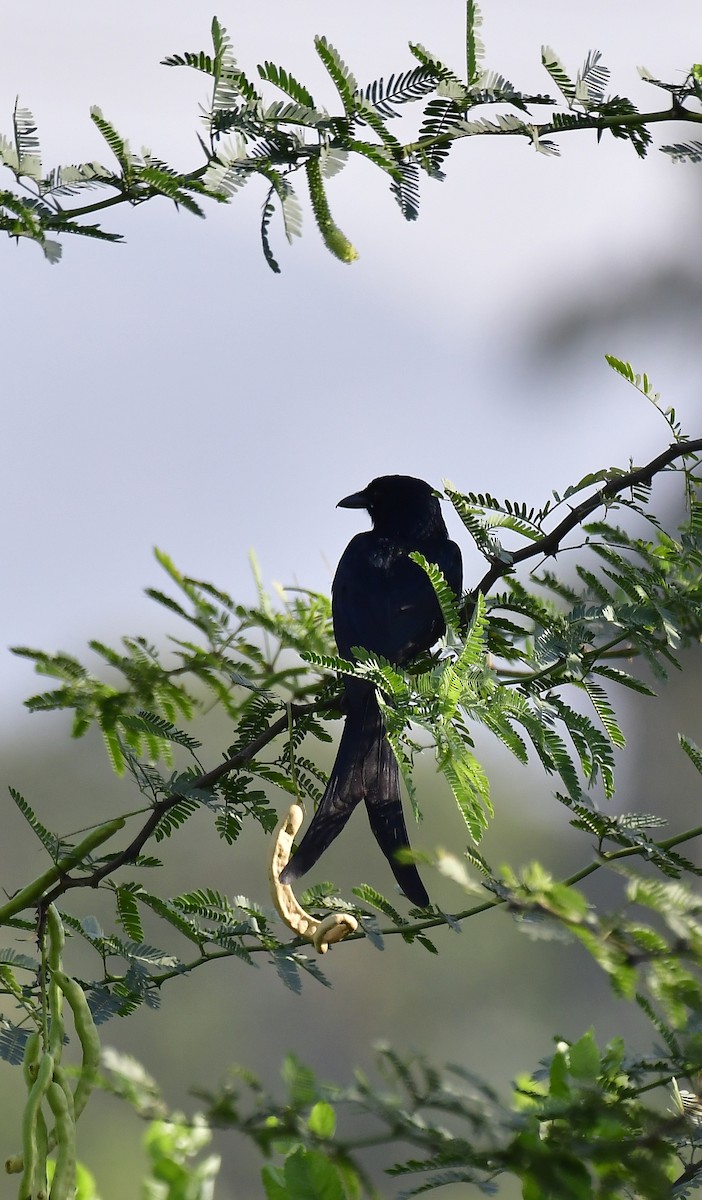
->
280 475 463 907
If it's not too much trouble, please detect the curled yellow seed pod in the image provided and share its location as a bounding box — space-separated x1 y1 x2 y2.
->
269 803 358 953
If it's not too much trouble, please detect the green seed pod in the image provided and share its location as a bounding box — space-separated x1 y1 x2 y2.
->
46 1082 76 1200
306 156 359 264
46 906 65 1061
51 1067 75 1125
0 816 126 923
8 1060 69 1180
52 972 99 1120
34 1107 49 1200
46 906 65 964
18 1051 53 1200
22 1032 42 1091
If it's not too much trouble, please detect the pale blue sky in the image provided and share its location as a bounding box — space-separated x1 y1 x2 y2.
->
2 0 700 725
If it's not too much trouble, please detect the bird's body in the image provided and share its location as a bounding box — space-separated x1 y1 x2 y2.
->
280 475 462 906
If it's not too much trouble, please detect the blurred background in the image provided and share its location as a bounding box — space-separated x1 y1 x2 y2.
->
1 1 701 1195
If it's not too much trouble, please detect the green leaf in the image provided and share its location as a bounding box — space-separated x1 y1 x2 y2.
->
549 1046 570 1099
116 885 145 942
680 734 702 776
352 885 406 925
153 796 199 840
308 1101 336 1139
466 1 485 84
138 165 206 216
259 172 302 271
582 680 626 748
0 1022 31 1066
410 553 462 630
541 47 577 102
282 1054 318 1106
592 665 655 697
605 354 660 402
90 107 132 173
101 724 126 775
454 591 488 676
161 49 216 74
0 133 19 172
0 947 39 972
284 1148 344 1200
575 49 610 105
120 711 202 752
8 787 62 857
438 731 492 842
13 101 41 175
547 697 615 796
389 159 421 221
138 893 204 944
314 37 358 115
272 952 302 994
362 66 436 118
262 1165 288 1200
605 353 634 384
568 1029 600 1080
661 139 702 163
258 62 315 107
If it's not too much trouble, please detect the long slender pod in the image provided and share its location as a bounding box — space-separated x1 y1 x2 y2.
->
18 1051 53 1200
46 906 65 1060
51 971 99 1120
45 1082 76 1200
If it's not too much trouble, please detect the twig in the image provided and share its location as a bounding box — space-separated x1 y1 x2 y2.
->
39 698 340 906
466 437 702 610
145 818 702 982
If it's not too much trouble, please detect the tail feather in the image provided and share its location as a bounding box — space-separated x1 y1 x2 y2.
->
364 745 429 908
280 685 429 906
279 687 375 885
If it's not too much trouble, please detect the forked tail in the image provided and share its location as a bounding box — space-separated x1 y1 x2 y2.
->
280 684 429 907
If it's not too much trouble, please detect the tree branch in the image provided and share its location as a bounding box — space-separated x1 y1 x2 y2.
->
467 437 702 606
38 697 340 908
145 818 702 983
402 103 702 159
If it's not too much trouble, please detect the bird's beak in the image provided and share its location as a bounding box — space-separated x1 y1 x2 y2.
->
337 488 369 510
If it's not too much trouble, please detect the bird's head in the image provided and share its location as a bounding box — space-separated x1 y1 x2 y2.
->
338 474 446 538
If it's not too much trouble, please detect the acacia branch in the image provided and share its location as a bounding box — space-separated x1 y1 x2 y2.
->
38 697 340 908
403 102 702 158
468 437 702 606
15 439 702 919
23 102 702 233
145 818 702 984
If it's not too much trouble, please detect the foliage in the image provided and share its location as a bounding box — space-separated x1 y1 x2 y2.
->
99 1030 702 1200
1 7 702 265
1 359 702 1195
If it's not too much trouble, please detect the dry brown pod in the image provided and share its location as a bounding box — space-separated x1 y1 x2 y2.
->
268 803 358 954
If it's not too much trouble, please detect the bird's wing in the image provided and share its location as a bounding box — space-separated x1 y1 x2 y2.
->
438 538 463 600
332 534 442 664
333 533 463 665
